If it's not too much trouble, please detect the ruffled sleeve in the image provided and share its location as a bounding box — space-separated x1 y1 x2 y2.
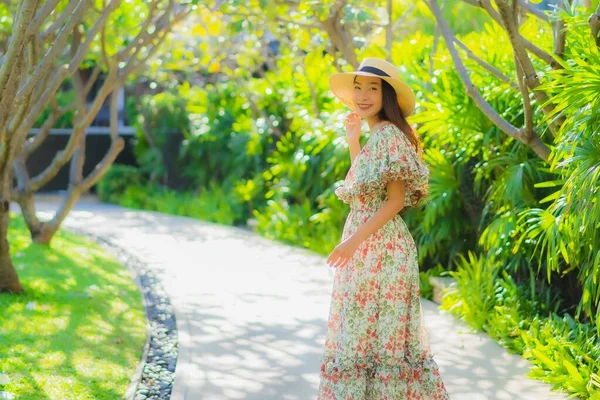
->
334 124 430 208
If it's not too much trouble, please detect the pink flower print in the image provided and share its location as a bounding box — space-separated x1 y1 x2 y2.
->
413 367 424 384
355 291 368 310
324 338 335 351
355 336 368 357
320 385 336 399
369 278 380 290
332 290 341 302
361 245 369 258
370 259 382 273
325 367 341 384
366 327 378 342
407 390 423 400
384 329 405 356
380 373 390 387
328 313 340 330
385 283 401 302
374 352 383 364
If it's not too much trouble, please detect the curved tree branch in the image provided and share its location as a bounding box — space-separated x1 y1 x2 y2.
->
519 0 548 23
14 0 92 106
553 1 567 58
514 51 533 140
460 0 561 69
82 86 125 191
320 0 357 68
454 37 517 88
494 0 561 136
39 0 79 41
426 0 550 161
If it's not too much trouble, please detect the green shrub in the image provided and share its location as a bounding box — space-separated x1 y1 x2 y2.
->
96 164 146 203
177 81 270 191
441 251 599 399
521 313 600 398
440 251 501 330
131 91 190 184
33 87 77 129
107 181 249 226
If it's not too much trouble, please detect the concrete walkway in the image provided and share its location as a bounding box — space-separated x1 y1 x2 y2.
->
32 196 569 400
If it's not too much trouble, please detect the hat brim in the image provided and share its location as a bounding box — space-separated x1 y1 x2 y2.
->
329 71 416 116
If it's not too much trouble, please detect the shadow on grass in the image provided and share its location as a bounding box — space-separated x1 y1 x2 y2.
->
0 215 146 400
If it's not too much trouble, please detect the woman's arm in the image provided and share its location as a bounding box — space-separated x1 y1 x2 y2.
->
348 138 361 164
344 112 362 164
350 179 406 244
326 179 407 269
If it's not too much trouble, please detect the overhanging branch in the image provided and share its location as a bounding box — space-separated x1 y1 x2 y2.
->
426 0 551 161
494 0 560 135
460 0 561 69
453 37 516 88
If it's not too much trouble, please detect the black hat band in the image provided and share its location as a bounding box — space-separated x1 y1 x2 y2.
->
358 66 391 77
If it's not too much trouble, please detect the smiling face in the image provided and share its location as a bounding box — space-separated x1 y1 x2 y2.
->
352 75 383 119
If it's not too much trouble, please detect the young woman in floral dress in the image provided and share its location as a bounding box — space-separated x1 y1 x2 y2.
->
318 58 451 400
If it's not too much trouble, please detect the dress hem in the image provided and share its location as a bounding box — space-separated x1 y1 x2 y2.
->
320 354 441 380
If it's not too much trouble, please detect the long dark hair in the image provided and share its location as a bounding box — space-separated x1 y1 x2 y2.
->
379 79 428 209
378 80 424 158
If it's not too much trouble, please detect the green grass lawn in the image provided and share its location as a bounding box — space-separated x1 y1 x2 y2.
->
0 214 146 400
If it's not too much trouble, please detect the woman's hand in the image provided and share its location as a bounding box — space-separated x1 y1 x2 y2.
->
327 235 361 269
344 112 361 143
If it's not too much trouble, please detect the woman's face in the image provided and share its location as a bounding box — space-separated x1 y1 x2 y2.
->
352 75 383 119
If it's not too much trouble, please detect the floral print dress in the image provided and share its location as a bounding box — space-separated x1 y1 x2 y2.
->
318 123 450 400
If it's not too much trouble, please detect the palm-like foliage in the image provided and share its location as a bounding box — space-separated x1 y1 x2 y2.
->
515 13 600 326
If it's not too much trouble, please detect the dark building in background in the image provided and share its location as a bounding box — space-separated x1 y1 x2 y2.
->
27 68 138 193
25 127 137 193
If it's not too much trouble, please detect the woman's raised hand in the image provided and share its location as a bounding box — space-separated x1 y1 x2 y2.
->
344 112 361 143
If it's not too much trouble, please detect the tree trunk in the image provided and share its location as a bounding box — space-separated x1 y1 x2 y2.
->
31 186 82 246
4 1 190 247
31 222 59 246
16 190 43 239
0 191 22 293
15 182 79 246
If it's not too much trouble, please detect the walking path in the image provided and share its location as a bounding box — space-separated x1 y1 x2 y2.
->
32 196 569 400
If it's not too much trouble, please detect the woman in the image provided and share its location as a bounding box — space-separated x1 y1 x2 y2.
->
318 58 450 399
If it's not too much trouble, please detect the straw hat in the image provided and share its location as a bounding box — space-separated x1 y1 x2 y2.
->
329 58 416 117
